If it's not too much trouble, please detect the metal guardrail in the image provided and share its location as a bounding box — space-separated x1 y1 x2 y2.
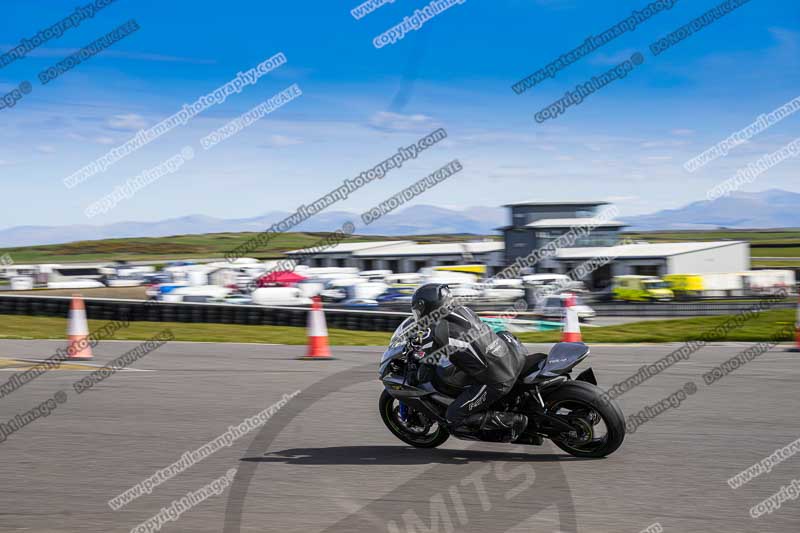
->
0 295 410 332
0 294 793 331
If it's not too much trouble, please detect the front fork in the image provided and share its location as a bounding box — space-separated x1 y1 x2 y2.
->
398 402 409 422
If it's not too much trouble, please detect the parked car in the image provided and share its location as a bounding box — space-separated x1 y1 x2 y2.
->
251 287 312 306
162 285 230 303
479 279 525 303
221 294 253 305
376 287 414 304
342 298 379 308
146 282 187 300
612 275 674 302
535 294 596 322
10 276 34 291
319 287 347 303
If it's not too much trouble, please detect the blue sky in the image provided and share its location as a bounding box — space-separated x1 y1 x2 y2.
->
0 0 798 230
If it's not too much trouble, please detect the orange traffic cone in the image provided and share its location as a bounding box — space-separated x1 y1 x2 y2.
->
66 294 93 361
789 294 800 352
561 294 582 343
300 296 333 360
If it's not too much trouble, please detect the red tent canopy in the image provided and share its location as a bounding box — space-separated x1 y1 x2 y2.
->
257 270 307 287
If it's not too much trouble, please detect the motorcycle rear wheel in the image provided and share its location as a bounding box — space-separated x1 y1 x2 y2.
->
543 381 625 458
379 390 450 448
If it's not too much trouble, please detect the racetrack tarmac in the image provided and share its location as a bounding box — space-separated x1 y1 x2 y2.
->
0 339 798 532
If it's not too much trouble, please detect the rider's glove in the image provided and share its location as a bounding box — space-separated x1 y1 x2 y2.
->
408 327 434 362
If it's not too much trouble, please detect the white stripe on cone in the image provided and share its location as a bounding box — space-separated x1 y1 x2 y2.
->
308 306 328 337
562 294 582 343
66 295 93 359
68 309 89 336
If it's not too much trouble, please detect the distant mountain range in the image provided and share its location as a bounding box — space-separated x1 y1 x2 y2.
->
0 205 508 247
1 189 798 247
620 189 800 231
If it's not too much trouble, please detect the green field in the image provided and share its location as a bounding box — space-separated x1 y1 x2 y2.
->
0 232 495 264
753 260 800 268
750 247 800 258
0 309 794 345
1 228 797 266
623 229 800 245
515 309 795 343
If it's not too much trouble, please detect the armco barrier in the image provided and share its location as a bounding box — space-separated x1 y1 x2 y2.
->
0 295 793 329
0 295 410 332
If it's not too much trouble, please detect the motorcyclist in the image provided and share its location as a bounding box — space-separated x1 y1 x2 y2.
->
410 283 529 442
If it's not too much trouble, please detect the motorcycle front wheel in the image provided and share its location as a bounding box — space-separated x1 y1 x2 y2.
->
379 390 450 448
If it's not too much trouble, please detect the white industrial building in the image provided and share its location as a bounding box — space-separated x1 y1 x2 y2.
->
286 238 749 284
286 201 752 282
551 241 750 288
285 241 413 270
288 240 505 273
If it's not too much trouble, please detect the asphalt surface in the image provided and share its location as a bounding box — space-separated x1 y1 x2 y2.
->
0 339 798 533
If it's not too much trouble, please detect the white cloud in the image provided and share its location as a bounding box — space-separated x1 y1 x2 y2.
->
767 27 799 56
488 166 535 178
66 131 114 146
262 134 303 148
36 145 56 154
106 113 147 131
606 195 640 202
0 159 8 166
535 144 558 151
641 139 687 148
590 49 638 66
0 44 216 64
671 128 695 136
369 111 435 132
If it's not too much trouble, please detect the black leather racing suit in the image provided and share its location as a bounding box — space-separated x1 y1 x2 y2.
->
420 305 526 428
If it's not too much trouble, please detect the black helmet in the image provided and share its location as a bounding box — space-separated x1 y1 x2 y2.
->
411 283 452 321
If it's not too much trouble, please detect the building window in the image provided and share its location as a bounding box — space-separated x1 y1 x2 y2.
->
634 265 661 277
362 259 374 271
572 229 620 247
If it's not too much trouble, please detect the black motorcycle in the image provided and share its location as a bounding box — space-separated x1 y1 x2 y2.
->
378 318 625 458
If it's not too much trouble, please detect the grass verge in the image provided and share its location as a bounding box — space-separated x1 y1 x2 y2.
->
0 309 794 345
516 309 795 343
0 314 391 346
